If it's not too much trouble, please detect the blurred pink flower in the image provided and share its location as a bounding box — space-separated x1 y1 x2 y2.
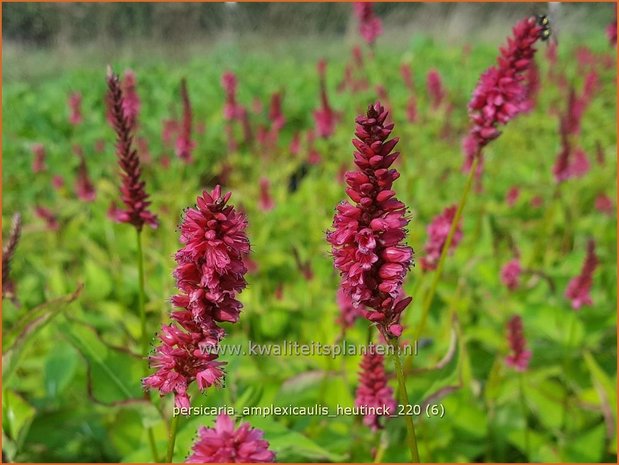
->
608 7 617 46
34 206 59 231
289 132 301 156
505 186 520 207
314 60 338 138
530 195 543 208
400 63 414 91
175 78 195 163
121 70 140 130
421 205 462 272
68 92 83 126
426 69 445 110
268 91 285 132
31 143 46 173
565 240 598 310
222 71 240 121
52 175 65 190
406 95 418 123
259 177 274 211
505 315 531 371
355 347 396 431
2 213 22 305
74 153 96 202
354 3 383 46
501 258 522 291
595 193 614 216
186 414 275 463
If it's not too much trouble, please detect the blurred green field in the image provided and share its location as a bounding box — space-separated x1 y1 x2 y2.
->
2 7 618 463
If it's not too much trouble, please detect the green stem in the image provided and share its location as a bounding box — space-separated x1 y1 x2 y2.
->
414 155 479 342
147 428 159 463
518 373 530 459
167 415 179 463
373 430 387 463
136 229 160 463
560 313 577 437
136 229 148 358
389 338 420 462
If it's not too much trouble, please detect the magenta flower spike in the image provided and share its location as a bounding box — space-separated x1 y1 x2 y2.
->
565 240 598 310
121 70 140 130
501 258 522 291
595 193 614 216
34 206 59 231
2 213 22 305
144 187 249 408
31 143 46 173
505 315 531 372
222 71 239 121
68 92 83 126
466 16 545 158
426 69 445 110
259 177 274 212
327 102 413 339
175 78 195 163
186 414 275 463
314 59 338 139
420 205 462 272
608 6 617 47
355 347 396 430
268 92 285 132
106 68 158 231
505 186 520 207
354 2 383 46
74 151 96 202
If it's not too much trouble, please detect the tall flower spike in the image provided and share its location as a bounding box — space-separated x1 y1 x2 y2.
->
68 92 83 126
505 315 531 371
106 68 158 231
426 69 445 110
420 205 462 272
466 16 545 153
74 150 96 202
222 71 239 121
501 258 522 291
565 240 598 310
144 187 249 408
31 143 46 174
314 60 338 139
355 347 396 430
2 213 22 304
327 102 413 339
608 6 617 47
176 78 195 163
186 414 275 463
354 3 383 46
121 70 140 131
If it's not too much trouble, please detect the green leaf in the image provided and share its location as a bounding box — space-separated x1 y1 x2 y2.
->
60 321 143 403
2 389 36 452
44 341 79 398
3 284 83 383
